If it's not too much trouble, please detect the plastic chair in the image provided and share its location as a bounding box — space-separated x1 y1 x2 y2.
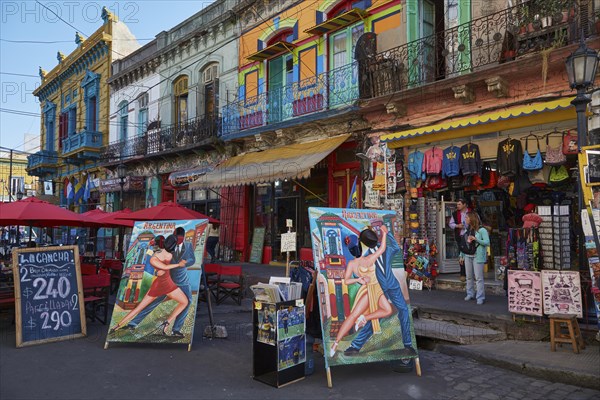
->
217 265 244 305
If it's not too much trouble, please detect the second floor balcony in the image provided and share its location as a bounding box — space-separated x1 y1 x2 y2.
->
101 115 220 164
221 62 359 138
27 150 58 176
62 130 103 162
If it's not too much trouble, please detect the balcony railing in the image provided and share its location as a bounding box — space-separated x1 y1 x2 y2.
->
221 62 359 137
361 0 581 98
27 150 58 175
62 130 103 156
101 115 220 163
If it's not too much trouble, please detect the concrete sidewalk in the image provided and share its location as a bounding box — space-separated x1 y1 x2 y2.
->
236 262 600 389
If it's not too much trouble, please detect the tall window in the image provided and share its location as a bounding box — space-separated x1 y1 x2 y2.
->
201 64 219 118
59 112 68 150
330 23 364 70
87 96 97 131
118 100 128 141
68 107 77 135
43 102 56 152
173 76 188 127
137 93 149 135
81 70 100 131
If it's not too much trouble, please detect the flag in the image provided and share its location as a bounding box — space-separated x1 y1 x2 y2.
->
83 174 92 202
66 180 74 205
346 176 358 209
63 177 69 198
74 176 84 204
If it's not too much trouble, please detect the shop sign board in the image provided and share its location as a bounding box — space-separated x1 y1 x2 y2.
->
507 270 543 316
249 227 266 263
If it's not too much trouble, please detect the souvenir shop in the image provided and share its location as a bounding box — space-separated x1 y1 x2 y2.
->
373 117 587 292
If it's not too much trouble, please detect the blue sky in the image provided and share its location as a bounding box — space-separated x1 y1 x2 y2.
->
1 1 215 153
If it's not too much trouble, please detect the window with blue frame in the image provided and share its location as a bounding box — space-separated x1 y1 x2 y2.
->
137 93 148 135
43 102 56 152
81 70 100 132
118 100 128 141
68 106 77 135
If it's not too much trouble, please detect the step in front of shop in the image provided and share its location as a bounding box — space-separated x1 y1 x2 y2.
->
435 274 505 296
414 317 506 345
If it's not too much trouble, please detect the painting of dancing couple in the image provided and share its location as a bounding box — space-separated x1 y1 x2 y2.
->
106 219 208 345
308 207 418 367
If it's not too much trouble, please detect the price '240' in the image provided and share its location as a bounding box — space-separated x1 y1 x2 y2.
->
33 277 71 300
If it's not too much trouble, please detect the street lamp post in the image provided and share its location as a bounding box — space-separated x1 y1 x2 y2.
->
117 163 126 211
565 36 599 271
16 190 23 245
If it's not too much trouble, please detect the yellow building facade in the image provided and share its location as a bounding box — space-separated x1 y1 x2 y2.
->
29 7 139 211
0 152 33 203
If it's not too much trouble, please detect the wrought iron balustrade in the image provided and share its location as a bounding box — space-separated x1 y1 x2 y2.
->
101 115 220 162
361 0 580 98
221 62 359 137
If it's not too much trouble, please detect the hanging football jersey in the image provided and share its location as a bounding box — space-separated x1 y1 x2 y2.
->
460 143 482 176
442 145 461 177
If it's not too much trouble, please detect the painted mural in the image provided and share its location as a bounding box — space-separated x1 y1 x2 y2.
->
107 219 207 344
308 207 417 368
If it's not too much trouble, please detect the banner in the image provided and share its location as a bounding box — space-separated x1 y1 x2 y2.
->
308 207 417 368
106 219 208 346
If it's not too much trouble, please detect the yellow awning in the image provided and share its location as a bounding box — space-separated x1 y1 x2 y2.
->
382 97 576 148
247 41 296 62
189 134 350 189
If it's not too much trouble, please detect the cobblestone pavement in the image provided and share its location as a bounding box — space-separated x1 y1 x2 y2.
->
1 310 599 400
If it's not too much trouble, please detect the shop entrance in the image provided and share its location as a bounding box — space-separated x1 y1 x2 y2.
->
273 196 299 261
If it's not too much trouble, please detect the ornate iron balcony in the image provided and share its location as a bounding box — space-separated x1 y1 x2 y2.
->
221 61 360 138
101 115 220 163
361 0 581 98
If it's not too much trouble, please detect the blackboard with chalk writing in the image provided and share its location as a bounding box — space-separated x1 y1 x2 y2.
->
12 246 86 347
249 227 266 264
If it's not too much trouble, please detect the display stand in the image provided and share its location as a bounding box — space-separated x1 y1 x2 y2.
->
252 299 305 388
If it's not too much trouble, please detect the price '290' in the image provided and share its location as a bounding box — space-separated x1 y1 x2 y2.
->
33 277 71 300
41 310 72 330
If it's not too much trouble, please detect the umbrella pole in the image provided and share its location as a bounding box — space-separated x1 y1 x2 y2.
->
29 225 32 243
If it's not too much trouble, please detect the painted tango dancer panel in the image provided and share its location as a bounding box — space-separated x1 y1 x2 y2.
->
507 270 543 316
308 207 418 368
107 219 208 344
542 270 583 318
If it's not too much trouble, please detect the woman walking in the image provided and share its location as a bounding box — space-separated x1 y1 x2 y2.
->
463 211 490 305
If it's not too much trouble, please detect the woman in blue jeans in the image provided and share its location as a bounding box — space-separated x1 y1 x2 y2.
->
463 211 490 305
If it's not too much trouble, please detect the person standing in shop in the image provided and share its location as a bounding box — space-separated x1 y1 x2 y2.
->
206 220 220 263
464 211 490 305
449 198 470 281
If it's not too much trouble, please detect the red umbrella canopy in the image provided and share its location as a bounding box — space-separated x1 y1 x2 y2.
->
80 208 134 228
0 197 96 227
95 208 134 227
117 201 218 223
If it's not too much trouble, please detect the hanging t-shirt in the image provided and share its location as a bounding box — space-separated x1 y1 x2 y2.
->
422 147 443 175
460 143 482 176
442 145 461 178
394 160 406 193
407 150 425 182
496 138 523 177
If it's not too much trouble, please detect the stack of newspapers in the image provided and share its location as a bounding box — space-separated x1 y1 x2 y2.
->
250 277 302 303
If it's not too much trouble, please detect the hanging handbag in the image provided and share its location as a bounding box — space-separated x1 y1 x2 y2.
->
544 134 566 166
522 136 543 171
562 130 578 155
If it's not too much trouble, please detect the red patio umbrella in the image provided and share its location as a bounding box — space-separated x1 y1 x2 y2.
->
116 201 218 223
95 208 134 228
0 197 96 228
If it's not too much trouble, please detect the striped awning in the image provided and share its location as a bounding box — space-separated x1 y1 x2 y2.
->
381 97 576 148
247 41 296 62
189 134 350 189
168 166 213 188
305 8 368 36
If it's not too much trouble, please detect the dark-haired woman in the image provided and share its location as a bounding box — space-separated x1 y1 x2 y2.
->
110 235 189 335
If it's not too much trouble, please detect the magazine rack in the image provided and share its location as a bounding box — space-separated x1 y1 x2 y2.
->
252 299 306 388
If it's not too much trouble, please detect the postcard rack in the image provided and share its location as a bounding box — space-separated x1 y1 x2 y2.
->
252 299 306 388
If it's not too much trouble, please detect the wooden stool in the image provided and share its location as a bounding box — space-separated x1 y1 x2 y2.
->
549 313 585 354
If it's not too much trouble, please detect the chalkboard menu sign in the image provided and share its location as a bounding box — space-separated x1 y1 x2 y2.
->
249 227 266 264
12 246 86 347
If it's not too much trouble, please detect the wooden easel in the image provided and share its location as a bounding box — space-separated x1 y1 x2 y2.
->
325 356 422 388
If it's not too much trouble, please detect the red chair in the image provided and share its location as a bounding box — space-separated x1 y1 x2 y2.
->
80 263 97 275
101 259 123 294
203 263 221 301
82 272 111 324
217 265 244 305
